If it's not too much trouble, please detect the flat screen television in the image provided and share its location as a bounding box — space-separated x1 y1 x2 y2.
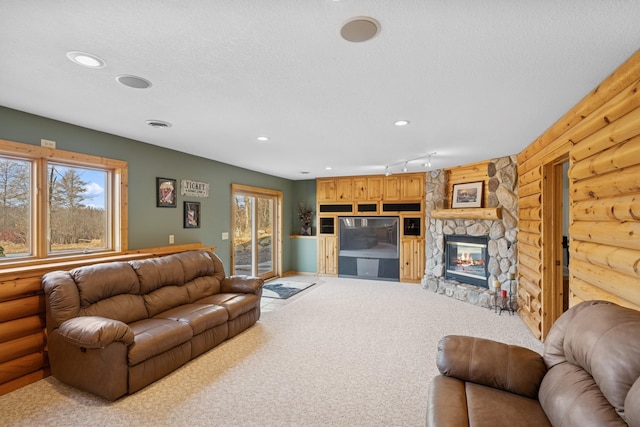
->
338 216 399 259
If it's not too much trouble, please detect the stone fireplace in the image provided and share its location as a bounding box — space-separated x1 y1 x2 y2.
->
422 155 518 308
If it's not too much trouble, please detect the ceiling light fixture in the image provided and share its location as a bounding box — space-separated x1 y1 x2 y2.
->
257 136 269 141
385 152 437 175
146 120 172 129
116 74 152 89
394 120 409 126
66 51 106 68
340 17 380 43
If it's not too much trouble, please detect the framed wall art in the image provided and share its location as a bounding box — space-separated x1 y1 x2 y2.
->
452 181 483 208
184 201 201 228
156 177 177 208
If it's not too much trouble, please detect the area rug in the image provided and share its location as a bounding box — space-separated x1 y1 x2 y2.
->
262 280 315 299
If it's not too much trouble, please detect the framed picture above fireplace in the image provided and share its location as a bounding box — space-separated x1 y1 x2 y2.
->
452 181 483 208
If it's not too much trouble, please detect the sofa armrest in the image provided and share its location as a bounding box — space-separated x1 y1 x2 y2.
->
57 316 134 348
221 275 264 294
436 335 546 399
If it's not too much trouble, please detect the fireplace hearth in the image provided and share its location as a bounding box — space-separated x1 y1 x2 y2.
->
445 235 489 288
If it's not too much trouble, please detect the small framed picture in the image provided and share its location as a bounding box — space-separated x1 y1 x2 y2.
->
184 201 201 228
452 181 483 208
157 177 177 208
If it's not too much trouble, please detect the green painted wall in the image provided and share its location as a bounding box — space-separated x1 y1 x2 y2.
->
0 106 318 274
290 180 317 272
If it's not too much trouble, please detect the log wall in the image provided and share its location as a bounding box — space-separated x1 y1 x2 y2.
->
0 243 214 397
517 49 640 339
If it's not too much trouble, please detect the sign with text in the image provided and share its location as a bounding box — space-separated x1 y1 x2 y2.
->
181 179 209 198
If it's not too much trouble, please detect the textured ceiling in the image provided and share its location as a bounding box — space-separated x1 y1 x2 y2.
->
1 1 640 180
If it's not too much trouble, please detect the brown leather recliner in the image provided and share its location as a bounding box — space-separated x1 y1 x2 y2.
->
426 300 640 427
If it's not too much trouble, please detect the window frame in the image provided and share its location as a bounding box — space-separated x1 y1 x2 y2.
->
0 139 128 266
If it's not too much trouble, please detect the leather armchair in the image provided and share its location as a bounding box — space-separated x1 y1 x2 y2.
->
426 300 640 427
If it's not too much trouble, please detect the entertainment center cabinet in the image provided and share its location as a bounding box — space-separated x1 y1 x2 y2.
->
316 173 425 283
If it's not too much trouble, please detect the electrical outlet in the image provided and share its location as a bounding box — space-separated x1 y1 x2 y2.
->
41 139 56 148
169 234 174 244
221 232 229 240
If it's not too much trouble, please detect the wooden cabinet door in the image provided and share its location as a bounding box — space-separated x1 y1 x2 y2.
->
352 177 367 200
336 178 353 201
401 175 424 199
318 236 337 275
400 239 425 282
384 176 400 201
317 179 337 202
367 176 384 200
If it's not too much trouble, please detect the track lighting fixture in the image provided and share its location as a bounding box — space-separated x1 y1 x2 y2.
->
384 152 437 175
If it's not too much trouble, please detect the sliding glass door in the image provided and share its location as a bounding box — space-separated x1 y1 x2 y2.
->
231 184 281 279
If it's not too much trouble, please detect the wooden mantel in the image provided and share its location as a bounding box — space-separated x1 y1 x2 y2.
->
431 208 502 220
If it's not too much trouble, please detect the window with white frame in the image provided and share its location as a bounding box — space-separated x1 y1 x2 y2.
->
0 139 127 262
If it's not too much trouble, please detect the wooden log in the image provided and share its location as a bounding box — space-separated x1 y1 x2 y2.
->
0 368 50 398
572 194 640 222
571 258 640 303
570 275 640 311
0 295 44 323
571 134 640 181
518 265 542 299
519 193 541 209
520 139 572 176
519 207 542 221
519 220 542 234
518 308 542 339
562 78 640 149
571 163 640 202
0 277 43 303
0 351 47 384
570 241 640 278
571 106 640 163
520 50 640 163
518 241 542 262
519 251 542 274
0 315 45 344
0 332 45 364
518 166 542 187
571 220 640 251
431 208 501 220
518 231 541 248
519 180 541 198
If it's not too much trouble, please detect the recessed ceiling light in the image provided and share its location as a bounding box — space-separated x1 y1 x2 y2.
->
394 120 410 126
340 17 380 43
116 74 152 89
325 166 333 170
66 51 106 68
146 120 172 129
257 136 269 141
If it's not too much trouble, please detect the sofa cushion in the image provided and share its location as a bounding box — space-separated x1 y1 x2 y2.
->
80 294 147 324
184 276 220 302
128 318 193 365
71 261 140 307
143 285 190 318
540 362 627 427
173 250 216 282
129 255 185 294
196 293 259 320
155 304 228 335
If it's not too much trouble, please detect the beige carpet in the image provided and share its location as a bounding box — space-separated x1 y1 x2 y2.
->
0 277 542 427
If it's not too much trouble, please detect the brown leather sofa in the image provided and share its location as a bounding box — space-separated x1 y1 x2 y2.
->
42 250 263 400
426 300 640 427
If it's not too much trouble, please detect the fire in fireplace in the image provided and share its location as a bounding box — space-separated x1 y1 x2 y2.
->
444 235 489 288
